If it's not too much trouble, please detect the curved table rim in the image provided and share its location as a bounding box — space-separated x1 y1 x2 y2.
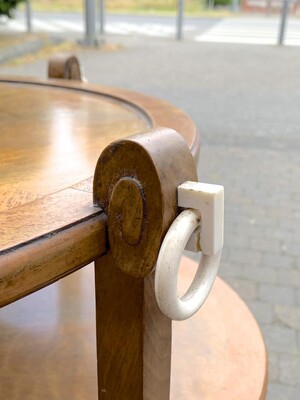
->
0 77 200 306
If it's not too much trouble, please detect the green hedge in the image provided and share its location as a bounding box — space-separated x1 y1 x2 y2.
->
0 0 25 17
215 0 231 5
207 0 231 5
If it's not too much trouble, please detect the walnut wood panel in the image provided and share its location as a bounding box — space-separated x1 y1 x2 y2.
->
0 258 267 399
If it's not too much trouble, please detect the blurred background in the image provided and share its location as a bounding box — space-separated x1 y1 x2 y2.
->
0 1 300 399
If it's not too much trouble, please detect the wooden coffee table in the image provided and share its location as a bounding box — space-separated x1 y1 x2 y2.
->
0 73 267 399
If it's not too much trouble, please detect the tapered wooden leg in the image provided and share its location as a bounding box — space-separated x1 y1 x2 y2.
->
95 254 171 400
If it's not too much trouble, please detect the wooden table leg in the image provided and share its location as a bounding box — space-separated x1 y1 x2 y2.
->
93 128 198 399
48 54 83 81
95 255 171 399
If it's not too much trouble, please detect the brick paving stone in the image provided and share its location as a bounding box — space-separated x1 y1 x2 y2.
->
228 248 262 266
250 236 282 253
224 277 257 301
274 305 300 330
287 242 300 257
268 351 279 383
261 252 294 269
276 269 300 289
218 261 244 279
260 325 298 354
223 232 249 249
247 300 274 325
259 284 296 307
296 289 300 307
264 227 294 242
267 383 300 400
278 354 300 386
242 265 277 285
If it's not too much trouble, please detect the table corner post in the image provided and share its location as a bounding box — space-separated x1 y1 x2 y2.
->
92 127 198 399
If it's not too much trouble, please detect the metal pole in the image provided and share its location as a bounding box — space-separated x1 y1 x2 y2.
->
231 0 239 12
208 0 215 9
99 0 105 36
266 0 272 16
25 0 32 33
176 0 184 40
84 0 97 46
278 0 290 45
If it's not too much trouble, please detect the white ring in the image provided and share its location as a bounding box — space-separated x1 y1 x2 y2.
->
155 209 221 321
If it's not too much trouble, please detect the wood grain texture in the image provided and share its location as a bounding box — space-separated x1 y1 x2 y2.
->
0 76 200 160
0 257 267 400
143 271 172 400
0 187 109 306
48 53 83 81
170 256 268 400
0 78 200 397
0 211 107 307
0 188 42 211
93 128 198 399
0 78 199 299
93 128 198 278
109 177 144 246
0 189 98 252
0 81 149 207
95 254 171 400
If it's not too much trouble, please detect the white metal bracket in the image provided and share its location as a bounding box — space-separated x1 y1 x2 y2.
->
154 181 224 321
178 181 224 256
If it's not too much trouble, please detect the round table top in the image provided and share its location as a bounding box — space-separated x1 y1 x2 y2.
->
0 77 199 306
0 78 199 214
0 81 149 209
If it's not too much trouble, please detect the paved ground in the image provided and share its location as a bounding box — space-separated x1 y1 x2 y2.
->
196 16 300 45
2 11 300 45
1 11 220 40
1 35 300 398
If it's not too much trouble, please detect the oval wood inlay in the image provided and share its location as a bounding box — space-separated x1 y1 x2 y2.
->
109 178 144 246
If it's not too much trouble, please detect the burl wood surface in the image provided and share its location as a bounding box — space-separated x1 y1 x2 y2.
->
0 257 268 400
0 79 199 306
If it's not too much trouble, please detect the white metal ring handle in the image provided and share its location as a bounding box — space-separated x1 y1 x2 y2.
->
155 209 221 321
154 181 224 321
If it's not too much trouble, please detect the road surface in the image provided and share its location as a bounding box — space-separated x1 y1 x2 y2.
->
1 11 300 45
